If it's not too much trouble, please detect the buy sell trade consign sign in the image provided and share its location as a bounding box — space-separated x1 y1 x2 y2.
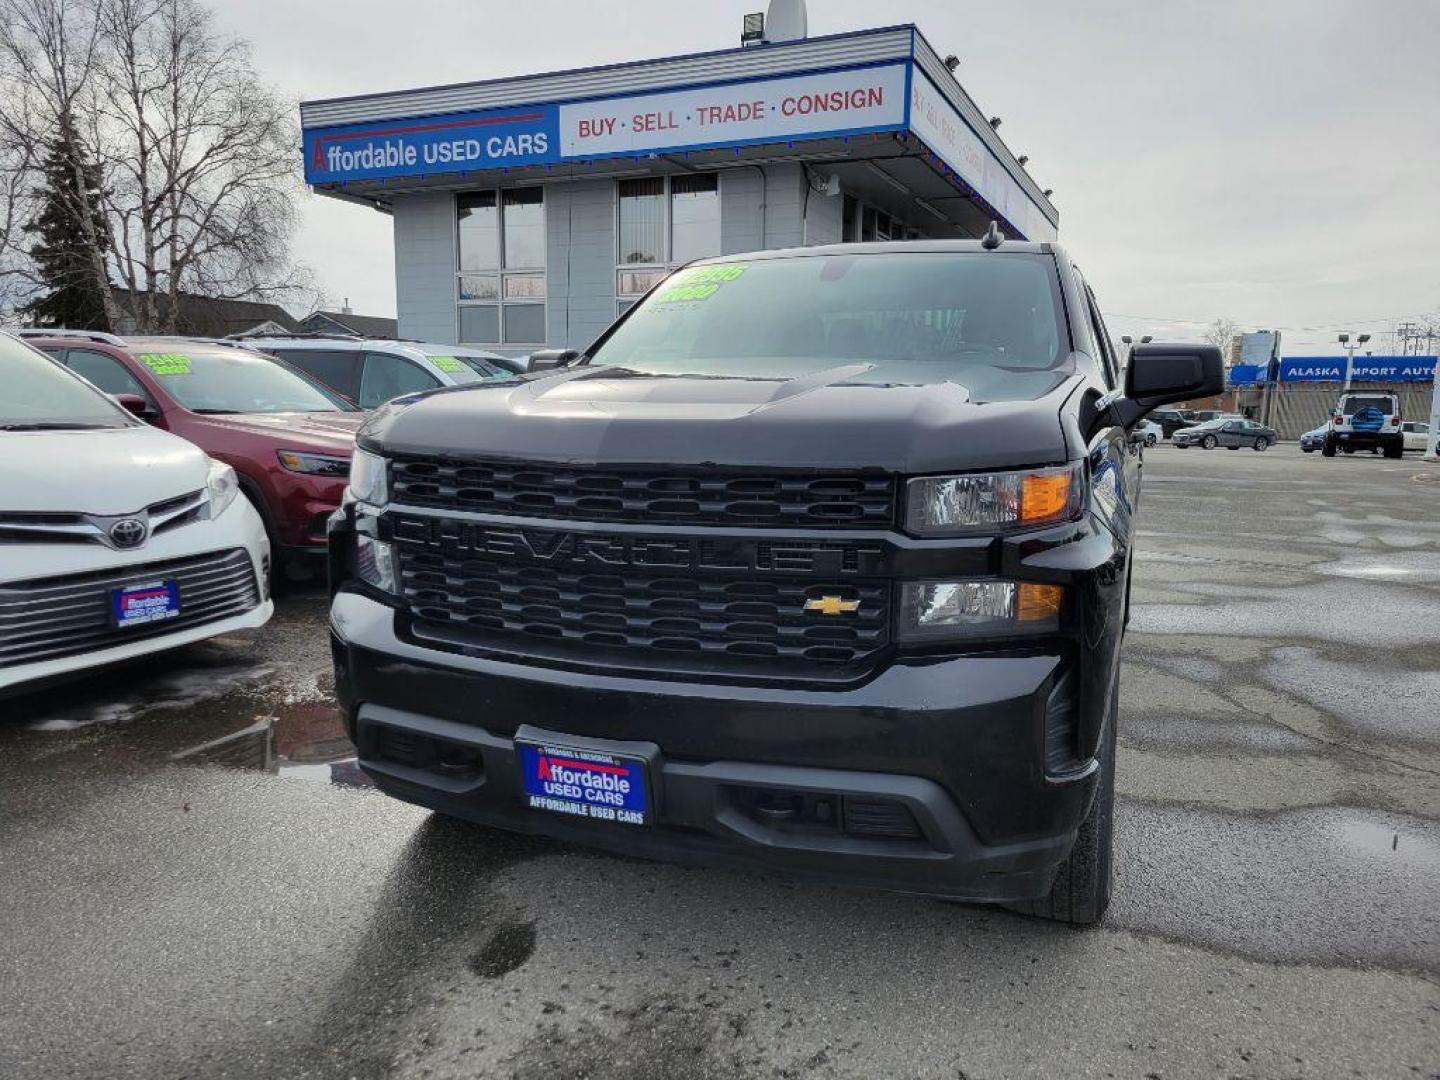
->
303 64 908 184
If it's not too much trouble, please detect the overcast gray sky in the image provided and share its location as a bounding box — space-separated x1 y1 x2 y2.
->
235 0 1440 355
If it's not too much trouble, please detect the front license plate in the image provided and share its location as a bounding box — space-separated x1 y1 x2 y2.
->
111 579 181 629
517 740 650 826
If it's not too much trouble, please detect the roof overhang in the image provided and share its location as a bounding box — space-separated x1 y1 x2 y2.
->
299 25 1058 241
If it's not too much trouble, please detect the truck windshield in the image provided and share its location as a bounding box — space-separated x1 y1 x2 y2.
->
588 252 1069 400
0 335 131 430
133 347 358 414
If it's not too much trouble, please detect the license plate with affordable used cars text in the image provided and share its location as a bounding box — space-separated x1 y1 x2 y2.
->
517 741 650 826
111 579 181 629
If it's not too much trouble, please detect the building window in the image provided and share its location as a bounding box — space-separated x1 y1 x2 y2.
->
457 187 545 346
617 173 720 313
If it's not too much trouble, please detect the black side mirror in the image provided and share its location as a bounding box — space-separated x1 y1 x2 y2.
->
528 349 579 373
1112 343 1224 429
114 393 157 421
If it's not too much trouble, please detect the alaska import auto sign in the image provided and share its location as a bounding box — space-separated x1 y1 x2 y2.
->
1278 356 1438 382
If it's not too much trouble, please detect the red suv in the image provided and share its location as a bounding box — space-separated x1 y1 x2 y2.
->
22 332 364 578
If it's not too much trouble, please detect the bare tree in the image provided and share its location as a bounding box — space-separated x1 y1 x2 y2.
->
0 0 313 332
91 0 312 331
1204 317 1241 364
0 0 120 326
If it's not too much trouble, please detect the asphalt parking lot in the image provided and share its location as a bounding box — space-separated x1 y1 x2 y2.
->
2 445 1437 1080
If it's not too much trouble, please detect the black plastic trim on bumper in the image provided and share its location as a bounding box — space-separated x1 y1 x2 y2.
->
353 702 1074 903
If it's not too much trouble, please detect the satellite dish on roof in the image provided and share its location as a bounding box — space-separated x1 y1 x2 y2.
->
766 0 807 42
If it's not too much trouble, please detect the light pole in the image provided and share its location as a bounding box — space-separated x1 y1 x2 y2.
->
1338 332 1371 392
1426 353 1440 462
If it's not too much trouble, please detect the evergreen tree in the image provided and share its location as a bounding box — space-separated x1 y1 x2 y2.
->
20 124 111 330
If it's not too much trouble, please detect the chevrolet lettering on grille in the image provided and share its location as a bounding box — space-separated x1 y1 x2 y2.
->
388 514 886 576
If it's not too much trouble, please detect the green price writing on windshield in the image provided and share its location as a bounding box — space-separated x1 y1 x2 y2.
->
654 263 748 304
430 356 466 374
138 353 193 376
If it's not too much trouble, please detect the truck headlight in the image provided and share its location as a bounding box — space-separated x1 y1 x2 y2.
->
205 459 240 518
277 449 351 477
349 448 389 507
898 580 1063 640
356 534 398 593
905 464 1082 536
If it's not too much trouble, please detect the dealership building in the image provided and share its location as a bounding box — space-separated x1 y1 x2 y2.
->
299 10 1058 354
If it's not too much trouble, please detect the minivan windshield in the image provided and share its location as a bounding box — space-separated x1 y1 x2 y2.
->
132 346 358 414
0 335 131 430
587 252 1070 401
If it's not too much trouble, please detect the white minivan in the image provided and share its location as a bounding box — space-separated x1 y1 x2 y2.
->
0 333 273 697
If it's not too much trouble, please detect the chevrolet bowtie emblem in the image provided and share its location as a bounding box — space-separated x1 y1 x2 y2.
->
805 595 861 616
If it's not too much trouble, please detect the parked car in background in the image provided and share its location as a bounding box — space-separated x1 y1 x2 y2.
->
1401 421 1431 453
239 334 523 408
17 331 364 578
1148 408 1195 437
0 332 272 696
1300 426 1327 453
1138 419 1162 446
1189 410 1244 424
1323 392 1403 458
1173 417 1277 450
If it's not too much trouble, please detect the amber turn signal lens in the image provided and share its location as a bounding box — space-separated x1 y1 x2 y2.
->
1020 472 1075 523
1017 583 1064 621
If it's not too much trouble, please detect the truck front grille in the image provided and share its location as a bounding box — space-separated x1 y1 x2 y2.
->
390 457 896 530
0 549 260 670
395 547 891 673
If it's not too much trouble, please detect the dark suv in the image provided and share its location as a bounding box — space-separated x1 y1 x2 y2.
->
328 241 1221 924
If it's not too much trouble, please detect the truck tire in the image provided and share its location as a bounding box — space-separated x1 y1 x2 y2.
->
1253 436 1269 451
1321 438 1337 457
1384 439 1403 459
1201 434 1218 449
1006 697 1116 926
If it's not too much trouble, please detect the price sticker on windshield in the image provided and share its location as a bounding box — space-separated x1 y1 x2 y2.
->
139 353 193 376
654 263 747 304
429 356 466 374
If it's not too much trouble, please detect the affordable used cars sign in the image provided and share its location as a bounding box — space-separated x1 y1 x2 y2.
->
304 105 561 183
303 64 907 185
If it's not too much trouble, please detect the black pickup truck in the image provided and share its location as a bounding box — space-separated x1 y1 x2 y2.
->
329 240 1220 924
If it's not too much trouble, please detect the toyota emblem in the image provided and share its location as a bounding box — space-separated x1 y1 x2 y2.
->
109 518 148 549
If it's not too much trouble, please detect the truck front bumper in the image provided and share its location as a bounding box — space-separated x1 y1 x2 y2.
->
329 590 1101 903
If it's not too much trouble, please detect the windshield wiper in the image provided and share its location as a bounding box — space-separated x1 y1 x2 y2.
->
191 408 243 415
0 421 117 431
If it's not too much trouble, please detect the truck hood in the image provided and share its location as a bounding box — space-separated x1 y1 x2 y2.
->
0 425 211 514
188 410 363 453
362 367 1074 473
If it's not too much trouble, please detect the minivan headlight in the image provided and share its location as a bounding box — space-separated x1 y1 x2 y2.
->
349 448 389 507
898 580 1064 641
205 459 240 518
905 464 1082 536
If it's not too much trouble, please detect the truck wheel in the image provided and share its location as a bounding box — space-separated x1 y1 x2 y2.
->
1384 441 1403 459
1321 438 1337 457
1145 433 1157 447
1253 436 1270 451
1007 704 1116 926
1201 435 1218 449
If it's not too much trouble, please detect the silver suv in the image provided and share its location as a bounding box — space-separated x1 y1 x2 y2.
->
239 334 522 408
